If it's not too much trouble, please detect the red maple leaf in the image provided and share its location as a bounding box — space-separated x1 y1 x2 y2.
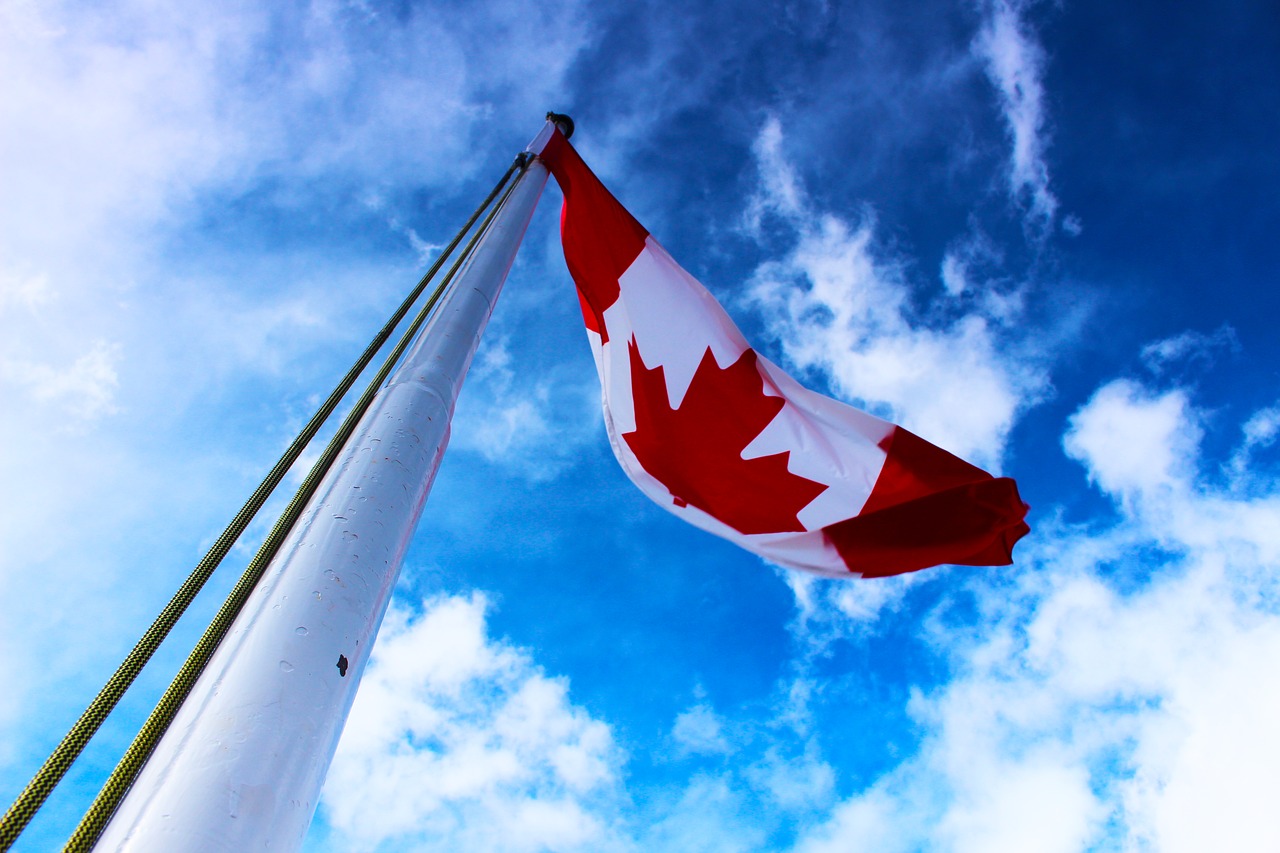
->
621 339 828 535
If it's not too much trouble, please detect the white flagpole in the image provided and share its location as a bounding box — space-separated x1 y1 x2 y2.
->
92 136 552 852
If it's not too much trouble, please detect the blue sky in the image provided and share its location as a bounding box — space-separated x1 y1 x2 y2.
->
3 0 1279 850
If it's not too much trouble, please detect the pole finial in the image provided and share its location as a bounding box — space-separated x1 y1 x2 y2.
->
546 112 575 139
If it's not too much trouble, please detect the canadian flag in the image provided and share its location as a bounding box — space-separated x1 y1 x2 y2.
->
533 127 1029 578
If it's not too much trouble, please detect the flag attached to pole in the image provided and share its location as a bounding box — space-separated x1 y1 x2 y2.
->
532 125 1029 578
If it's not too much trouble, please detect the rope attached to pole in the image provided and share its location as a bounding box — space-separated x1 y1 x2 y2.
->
62 156 532 852
0 155 527 853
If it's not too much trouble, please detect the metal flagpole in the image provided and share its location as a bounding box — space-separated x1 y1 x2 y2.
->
89 125 557 852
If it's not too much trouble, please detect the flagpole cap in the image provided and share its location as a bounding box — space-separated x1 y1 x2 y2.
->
546 112 575 139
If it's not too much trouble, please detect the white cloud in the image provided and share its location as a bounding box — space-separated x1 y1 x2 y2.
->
0 268 53 313
1 3 257 262
940 253 970 297
449 336 601 482
1 339 122 421
793 364 1280 853
1230 404 1280 482
793 787 920 853
1 0 589 260
940 227 1007 309
672 704 732 757
745 117 1047 470
1139 325 1239 374
0 0 593 420
1241 406 1280 449
1063 379 1201 510
745 119 809 232
636 745 838 852
642 775 770 853
974 0 1058 230
746 746 835 815
936 753 1104 853
782 569 926 658
318 593 624 852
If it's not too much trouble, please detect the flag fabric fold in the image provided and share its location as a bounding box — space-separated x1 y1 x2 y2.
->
533 127 1029 578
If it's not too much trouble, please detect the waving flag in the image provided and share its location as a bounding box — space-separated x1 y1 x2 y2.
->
533 127 1029 578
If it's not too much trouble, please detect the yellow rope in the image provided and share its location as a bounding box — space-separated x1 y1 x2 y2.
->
0 155 526 852
62 158 530 852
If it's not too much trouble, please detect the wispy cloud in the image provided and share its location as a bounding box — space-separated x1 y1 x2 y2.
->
1230 404 1280 483
449 336 602 482
782 568 926 654
634 694 839 851
744 117 1048 471
0 269 53 313
0 340 122 422
671 703 732 758
974 0 1059 232
1139 325 1240 375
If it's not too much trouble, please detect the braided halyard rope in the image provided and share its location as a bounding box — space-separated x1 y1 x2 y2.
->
62 159 530 852
0 156 526 852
